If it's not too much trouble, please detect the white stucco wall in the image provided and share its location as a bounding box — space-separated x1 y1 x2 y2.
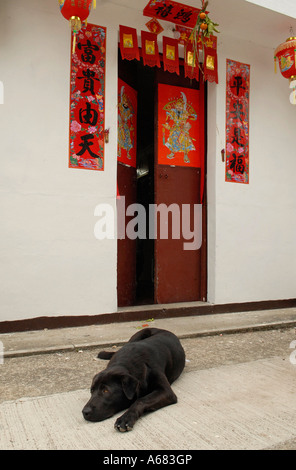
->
0 0 295 323
243 0 296 18
0 0 119 321
207 35 296 303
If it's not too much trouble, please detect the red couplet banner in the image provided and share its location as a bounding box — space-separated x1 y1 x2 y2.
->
225 59 250 183
69 23 106 171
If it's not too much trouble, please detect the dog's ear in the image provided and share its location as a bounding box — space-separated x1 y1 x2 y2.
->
121 375 139 400
90 372 102 392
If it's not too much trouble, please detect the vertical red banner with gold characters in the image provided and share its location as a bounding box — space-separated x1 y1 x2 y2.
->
69 23 106 170
117 79 137 168
119 25 140 61
162 37 180 75
225 59 250 183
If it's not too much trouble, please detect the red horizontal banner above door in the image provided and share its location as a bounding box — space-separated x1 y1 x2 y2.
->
143 0 201 29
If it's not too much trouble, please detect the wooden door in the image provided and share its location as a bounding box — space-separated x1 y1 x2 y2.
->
154 69 206 304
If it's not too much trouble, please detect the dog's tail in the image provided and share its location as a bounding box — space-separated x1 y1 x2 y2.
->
97 350 116 360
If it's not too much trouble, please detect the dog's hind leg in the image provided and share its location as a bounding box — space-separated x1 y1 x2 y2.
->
97 350 116 360
128 327 163 343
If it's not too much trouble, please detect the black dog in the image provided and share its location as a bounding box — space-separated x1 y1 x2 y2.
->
82 328 185 432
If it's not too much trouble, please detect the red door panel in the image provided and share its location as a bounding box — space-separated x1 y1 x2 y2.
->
154 76 206 304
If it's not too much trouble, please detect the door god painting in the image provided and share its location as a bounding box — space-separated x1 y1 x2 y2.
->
117 78 137 168
158 84 203 168
163 91 197 163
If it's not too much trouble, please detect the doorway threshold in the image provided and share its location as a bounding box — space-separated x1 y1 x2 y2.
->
118 301 210 318
117 298 296 323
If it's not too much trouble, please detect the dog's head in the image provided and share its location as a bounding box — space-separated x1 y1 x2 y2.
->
82 367 139 422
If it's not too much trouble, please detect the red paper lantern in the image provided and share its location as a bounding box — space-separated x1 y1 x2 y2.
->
274 36 296 82
59 0 95 52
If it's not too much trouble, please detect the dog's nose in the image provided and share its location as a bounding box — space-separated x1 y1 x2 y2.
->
82 405 92 420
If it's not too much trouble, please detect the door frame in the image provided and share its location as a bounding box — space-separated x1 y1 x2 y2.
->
117 51 208 306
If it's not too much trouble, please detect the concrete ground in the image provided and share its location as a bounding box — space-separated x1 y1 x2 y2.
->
0 308 296 450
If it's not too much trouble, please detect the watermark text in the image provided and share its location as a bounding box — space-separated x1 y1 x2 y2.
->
0 341 4 365
94 197 202 251
290 340 296 365
0 81 3 104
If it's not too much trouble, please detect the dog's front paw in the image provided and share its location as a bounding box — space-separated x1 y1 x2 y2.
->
114 412 136 432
